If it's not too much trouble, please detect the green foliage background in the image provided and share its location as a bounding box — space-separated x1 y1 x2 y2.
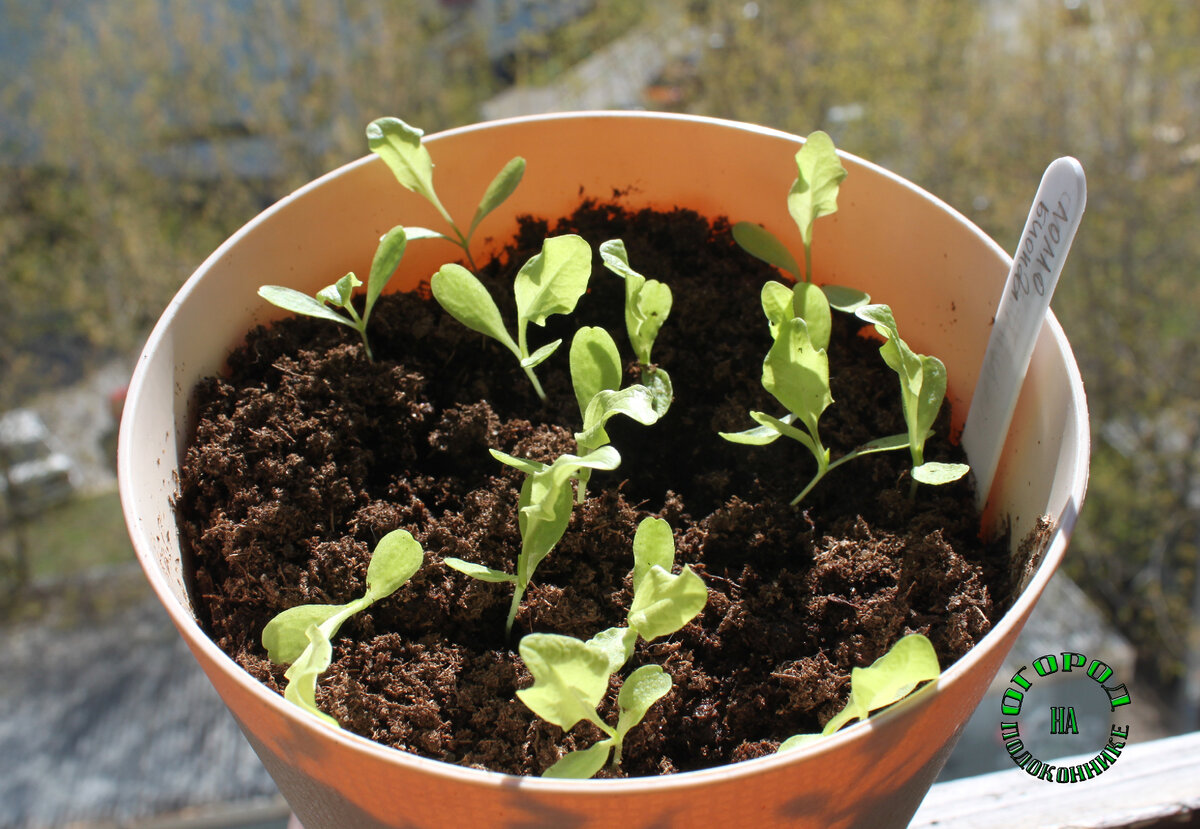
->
3 0 1198 716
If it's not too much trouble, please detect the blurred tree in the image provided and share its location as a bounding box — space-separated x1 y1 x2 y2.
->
1 0 499 408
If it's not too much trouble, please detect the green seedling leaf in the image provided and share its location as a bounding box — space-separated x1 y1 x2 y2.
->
494 446 623 636
366 117 448 222
587 626 638 675
822 633 940 734
488 448 547 476
262 532 425 727
400 226 447 242
443 557 516 583
519 339 562 369
912 462 971 485
792 281 831 352
576 385 662 453
642 365 674 419
855 304 967 485
748 411 816 453
788 130 847 281
364 529 425 601
318 272 362 307
628 563 708 642
469 156 525 240
516 633 614 733
283 624 340 727
763 317 832 439
718 411 795 446
599 239 674 366
615 665 672 743
822 284 871 312
570 326 623 417
733 222 801 280
364 226 407 324
258 286 355 328
430 263 520 355
627 516 707 643
777 633 940 752
514 234 592 328
262 603 347 665
543 739 613 780
761 280 794 340
631 516 674 592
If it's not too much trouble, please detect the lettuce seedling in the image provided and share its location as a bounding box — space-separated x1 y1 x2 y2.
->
515 517 705 778
366 117 524 273
444 445 622 635
732 130 869 312
777 633 940 752
598 239 674 415
569 326 664 502
261 529 425 727
517 633 673 778
854 304 971 490
721 284 910 505
585 516 708 674
258 225 408 361
431 234 592 402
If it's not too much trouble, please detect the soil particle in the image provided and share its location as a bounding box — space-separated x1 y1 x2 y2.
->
177 200 1013 777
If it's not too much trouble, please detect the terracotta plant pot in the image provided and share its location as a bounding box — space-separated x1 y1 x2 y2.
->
118 112 1089 829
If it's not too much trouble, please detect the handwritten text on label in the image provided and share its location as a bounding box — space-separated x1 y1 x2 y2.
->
1011 191 1073 302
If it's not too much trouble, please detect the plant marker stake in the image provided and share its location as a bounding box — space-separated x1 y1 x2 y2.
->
961 157 1086 510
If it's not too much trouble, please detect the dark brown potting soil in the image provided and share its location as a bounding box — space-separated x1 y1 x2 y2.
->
178 201 1014 777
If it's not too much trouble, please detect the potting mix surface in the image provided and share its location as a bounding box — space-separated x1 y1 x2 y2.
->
178 201 1012 777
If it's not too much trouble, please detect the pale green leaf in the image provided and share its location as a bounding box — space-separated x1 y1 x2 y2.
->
762 318 832 438
262 603 347 665
718 420 786 446
913 355 949 455
777 733 823 753
569 326 623 417
364 529 424 601
519 338 561 369
282 624 341 728
400 226 447 242
599 239 672 365
761 280 794 340
788 130 847 251
615 664 672 738
365 226 407 320
748 411 814 452
517 447 622 584
642 366 673 419
792 281 831 353
912 462 970 485
822 634 941 735
576 386 661 452
443 556 516 583
542 739 613 779
732 222 801 280
516 633 613 732
822 284 871 312
431 264 519 356
488 448 547 476
366 117 445 217
628 564 708 642
631 516 675 592
469 156 525 239
259 286 354 327
514 234 592 328
586 626 637 675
